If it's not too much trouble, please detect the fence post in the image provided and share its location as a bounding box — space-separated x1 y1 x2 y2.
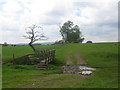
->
53 49 55 61
38 49 56 65
12 53 15 64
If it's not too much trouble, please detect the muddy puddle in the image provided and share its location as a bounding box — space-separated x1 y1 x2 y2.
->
62 65 96 75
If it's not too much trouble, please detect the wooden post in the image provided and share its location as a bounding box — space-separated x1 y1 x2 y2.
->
50 50 52 61
52 49 55 61
38 49 56 66
13 53 15 64
49 50 51 62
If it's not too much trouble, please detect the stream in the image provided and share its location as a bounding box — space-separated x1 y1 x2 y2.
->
62 65 96 75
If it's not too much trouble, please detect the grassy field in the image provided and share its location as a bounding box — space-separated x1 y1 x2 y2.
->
2 42 119 88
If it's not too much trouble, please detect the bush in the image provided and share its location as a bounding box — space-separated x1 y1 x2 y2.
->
86 41 92 43
13 54 39 65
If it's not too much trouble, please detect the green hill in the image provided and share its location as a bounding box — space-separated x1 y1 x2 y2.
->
2 42 118 88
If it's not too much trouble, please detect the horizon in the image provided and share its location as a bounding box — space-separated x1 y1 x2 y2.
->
0 41 119 45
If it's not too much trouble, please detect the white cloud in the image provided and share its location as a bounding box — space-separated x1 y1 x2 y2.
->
2 0 22 13
0 0 118 44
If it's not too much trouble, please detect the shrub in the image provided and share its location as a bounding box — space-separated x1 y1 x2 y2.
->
86 41 92 43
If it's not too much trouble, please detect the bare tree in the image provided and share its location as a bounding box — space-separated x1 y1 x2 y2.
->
24 24 46 53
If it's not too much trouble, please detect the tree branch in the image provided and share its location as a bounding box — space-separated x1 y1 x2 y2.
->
23 24 47 53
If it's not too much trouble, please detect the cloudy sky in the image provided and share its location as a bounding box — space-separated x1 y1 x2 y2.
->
0 0 118 44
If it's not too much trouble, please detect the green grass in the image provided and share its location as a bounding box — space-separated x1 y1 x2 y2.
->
2 45 32 61
2 42 119 88
2 44 61 62
3 64 62 88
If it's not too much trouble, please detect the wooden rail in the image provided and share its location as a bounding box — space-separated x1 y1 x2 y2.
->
12 49 55 66
36 49 56 70
36 49 55 64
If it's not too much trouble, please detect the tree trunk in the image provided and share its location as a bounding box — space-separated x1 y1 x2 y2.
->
29 43 36 53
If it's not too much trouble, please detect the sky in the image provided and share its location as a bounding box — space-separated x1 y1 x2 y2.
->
0 0 119 44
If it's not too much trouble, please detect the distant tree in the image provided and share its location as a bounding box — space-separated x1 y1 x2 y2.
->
86 41 92 43
59 21 84 43
3 42 8 46
13 45 16 47
23 24 47 53
54 40 65 44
